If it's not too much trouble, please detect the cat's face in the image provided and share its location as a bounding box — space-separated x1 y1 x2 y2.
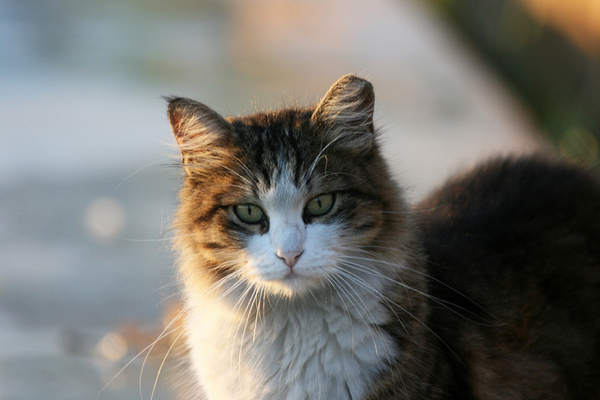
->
170 75 402 298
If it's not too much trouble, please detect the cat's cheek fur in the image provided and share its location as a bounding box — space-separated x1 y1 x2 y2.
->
243 223 342 297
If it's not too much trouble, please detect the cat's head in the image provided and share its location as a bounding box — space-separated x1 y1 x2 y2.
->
169 75 407 298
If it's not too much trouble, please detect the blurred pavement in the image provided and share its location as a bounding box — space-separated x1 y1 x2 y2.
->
0 0 541 398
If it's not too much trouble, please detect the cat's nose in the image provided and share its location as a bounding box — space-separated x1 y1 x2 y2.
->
276 249 304 270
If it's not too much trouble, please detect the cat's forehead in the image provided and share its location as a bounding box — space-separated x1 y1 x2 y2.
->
258 171 307 211
229 109 319 188
231 109 315 149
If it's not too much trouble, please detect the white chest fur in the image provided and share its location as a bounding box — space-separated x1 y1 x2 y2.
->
185 286 397 400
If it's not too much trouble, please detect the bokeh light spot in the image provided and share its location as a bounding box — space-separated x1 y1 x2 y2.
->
559 127 599 164
96 332 128 362
83 197 126 242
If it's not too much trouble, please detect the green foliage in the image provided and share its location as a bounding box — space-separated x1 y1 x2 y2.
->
427 0 600 166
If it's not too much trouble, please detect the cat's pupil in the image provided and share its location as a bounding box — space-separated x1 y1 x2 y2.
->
306 193 334 217
234 204 265 224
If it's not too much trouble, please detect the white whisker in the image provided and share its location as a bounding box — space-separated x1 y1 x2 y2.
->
97 320 185 399
117 158 172 188
340 252 504 326
150 328 186 400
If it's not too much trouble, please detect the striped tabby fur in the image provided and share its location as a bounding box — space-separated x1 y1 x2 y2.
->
167 75 600 399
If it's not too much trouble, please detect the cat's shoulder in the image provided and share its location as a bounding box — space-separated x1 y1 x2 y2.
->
417 154 600 234
414 153 600 332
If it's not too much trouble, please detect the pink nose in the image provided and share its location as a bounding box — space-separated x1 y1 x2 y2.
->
276 249 303 270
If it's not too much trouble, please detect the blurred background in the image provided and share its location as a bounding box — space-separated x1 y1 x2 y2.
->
0 0 597 398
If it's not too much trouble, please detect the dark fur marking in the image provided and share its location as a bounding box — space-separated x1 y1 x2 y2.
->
202 242 227 250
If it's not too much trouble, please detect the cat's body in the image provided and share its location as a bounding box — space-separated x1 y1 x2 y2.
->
167 75 600 399
374 157 600 399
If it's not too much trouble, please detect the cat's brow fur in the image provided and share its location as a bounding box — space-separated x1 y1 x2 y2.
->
166 75 600 399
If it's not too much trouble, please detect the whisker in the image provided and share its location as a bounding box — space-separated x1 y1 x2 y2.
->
117 158 173 188
121 266 243 398
118 233 198 243
331 273 389 356
327 275 357 349
180 183 250 204
150 328 186 400
311 171 377 195
252 286 266 342
380 204 448 215
230 284 256 372
304 133 356 181
337 264 466 368
138 305 189 400
338 267 409 336
97 320 185 399
340 253 504 326
156 293 181 307
153 280 180 294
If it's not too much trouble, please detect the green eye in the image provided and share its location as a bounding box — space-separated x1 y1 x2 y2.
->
306 193 335 217
234 204 265 224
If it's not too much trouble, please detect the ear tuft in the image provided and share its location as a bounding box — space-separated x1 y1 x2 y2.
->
166 97 233 164
311 75 376 151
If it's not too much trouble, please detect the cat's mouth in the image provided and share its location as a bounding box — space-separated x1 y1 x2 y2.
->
253 268 329 297
281 270 305 284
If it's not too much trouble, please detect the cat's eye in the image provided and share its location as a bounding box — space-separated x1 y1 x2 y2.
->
306 193 335 217
233 204 265 224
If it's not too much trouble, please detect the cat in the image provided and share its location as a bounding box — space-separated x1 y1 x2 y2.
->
165 74 600 399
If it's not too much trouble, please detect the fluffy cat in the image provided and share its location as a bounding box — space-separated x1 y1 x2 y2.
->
166 75 600 399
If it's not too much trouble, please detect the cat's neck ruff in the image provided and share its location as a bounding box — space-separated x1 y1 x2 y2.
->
184 273 398 400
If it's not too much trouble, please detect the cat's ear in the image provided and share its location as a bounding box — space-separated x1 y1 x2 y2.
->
311 74 375 151
167 97 234 168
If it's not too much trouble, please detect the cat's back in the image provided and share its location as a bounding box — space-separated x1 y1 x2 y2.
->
416 155 600 399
